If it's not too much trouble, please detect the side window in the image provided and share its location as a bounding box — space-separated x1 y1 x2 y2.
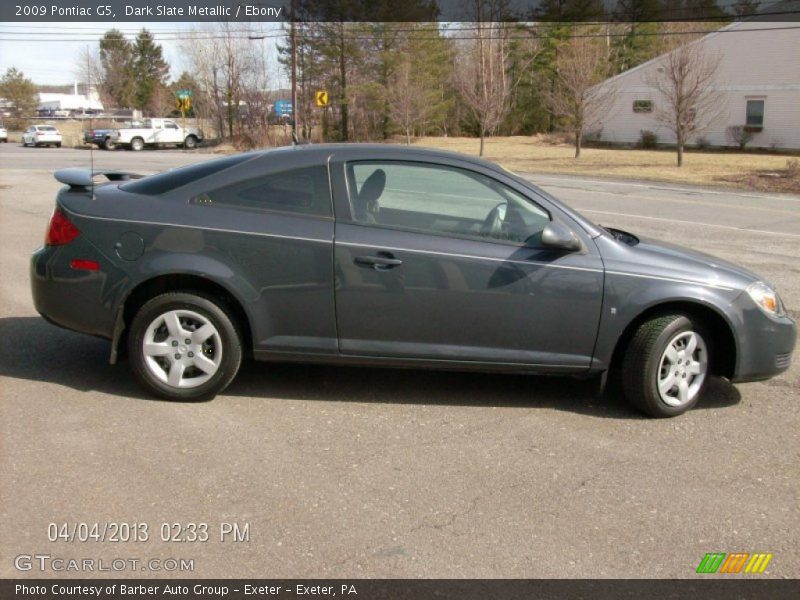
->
165 121 178 129
746 99 764 127
346 161 550 246
193 166 332 217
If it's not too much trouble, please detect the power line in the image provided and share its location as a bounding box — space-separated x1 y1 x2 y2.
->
2 10 800 37
2 24 800 43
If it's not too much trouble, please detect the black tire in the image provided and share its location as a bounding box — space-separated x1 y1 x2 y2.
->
55 142 61 148
103 137 115 150
622 314 710 418
183 135 198 149
130 137 144 151
127 292 243 401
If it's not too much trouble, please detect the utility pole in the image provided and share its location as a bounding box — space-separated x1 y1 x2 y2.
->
290 0 298 144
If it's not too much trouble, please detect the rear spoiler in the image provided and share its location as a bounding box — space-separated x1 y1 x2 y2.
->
54 168 144 191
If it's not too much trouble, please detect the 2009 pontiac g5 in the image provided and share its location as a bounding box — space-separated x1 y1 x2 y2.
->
31 145 795 417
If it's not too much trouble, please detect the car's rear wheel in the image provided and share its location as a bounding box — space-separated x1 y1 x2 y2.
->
55 142 61 148
622 314 709 417
128 292 243 401
103 138 115 150
130 137 144 151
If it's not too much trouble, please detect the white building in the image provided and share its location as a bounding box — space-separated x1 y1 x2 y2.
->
38 83 103 113
593 20 800 150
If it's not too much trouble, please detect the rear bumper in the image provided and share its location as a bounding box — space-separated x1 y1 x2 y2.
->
30 243 117 340
730 294 796 383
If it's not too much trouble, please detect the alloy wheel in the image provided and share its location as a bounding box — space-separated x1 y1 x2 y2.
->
657 330 708 407
142 309 222 388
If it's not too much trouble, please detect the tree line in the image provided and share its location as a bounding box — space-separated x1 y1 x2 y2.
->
0 0 745 165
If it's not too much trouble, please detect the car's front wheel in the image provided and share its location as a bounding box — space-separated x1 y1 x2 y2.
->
128 292 243 401
183 135 198 149
622 314 709 417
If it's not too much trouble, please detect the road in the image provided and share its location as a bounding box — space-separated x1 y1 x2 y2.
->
0 144 798 579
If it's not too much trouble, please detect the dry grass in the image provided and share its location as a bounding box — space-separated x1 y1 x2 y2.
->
412 136 800 193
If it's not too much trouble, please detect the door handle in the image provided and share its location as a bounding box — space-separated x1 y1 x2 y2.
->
354 252 403 270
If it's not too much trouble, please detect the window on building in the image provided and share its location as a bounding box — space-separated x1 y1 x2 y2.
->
746 99 764 127
633 100 653 113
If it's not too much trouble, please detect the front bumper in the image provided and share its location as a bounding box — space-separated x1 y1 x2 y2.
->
730 293 796 383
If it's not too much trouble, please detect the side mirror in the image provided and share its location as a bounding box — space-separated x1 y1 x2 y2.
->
541 222 582 252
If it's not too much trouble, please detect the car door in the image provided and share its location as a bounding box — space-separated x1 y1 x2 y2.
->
144 119 158 143
162 121 181 143
331 157 604 370
173 155 338 356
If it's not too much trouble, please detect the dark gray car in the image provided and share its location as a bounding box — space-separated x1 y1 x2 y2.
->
31 144 795 417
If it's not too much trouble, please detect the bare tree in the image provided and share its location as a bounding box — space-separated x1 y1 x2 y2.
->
454 20 514 156
180 24 268 140
644 35 723 167
75 46 103 101
544 36 616 158
387 59 430 144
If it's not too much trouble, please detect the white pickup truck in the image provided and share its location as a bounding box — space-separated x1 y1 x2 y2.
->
112 118 203 151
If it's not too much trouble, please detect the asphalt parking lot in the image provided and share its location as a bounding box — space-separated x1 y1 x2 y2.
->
0 144 798 578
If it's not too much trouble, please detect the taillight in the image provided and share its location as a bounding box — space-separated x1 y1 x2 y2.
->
69 259 99 271
45 207 80 246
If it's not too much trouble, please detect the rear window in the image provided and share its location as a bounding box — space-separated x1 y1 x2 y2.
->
191 166 332 217
121 153 256 196
39 126 57 132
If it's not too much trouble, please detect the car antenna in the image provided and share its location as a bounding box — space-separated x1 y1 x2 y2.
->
86 48 95 199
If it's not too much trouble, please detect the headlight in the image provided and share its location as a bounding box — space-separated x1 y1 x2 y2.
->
746 281 785 317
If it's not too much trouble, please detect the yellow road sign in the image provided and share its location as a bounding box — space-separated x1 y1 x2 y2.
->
315 90 329 107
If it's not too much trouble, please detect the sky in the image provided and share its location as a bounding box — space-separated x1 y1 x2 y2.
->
0 21 285 88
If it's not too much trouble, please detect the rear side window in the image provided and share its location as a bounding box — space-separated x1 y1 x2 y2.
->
121 153 255 196
193 166 332 217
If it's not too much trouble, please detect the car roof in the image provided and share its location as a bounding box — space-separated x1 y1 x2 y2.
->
250 143 504 172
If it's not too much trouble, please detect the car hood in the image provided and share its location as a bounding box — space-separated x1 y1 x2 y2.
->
628 234 763 290
599 227 765 292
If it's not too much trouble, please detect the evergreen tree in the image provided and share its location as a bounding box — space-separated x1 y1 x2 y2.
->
611 0 665 75
133 29 170 114
99 29 135 109
0 67 38 116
